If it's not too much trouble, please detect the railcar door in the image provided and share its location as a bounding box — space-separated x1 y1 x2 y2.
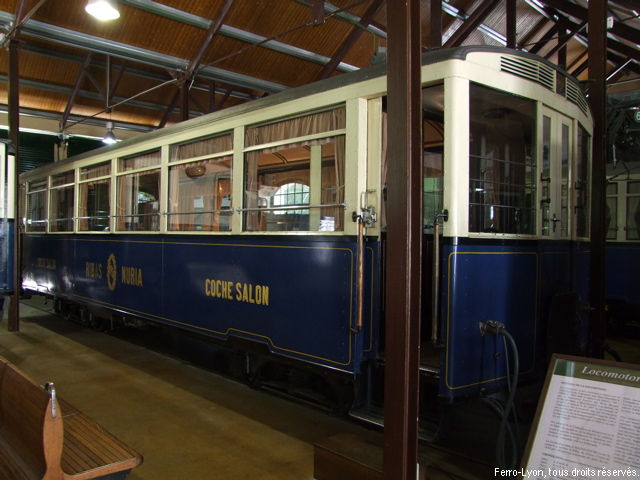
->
540 108 573 239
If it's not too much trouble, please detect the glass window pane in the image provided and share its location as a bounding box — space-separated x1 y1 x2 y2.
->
170 133 232 161
626 196 640 240
27 191 47 232
245 144 311 232
80 161 111 181
29 178 47 191
117 170 160 231
628 181 640 195
79 179 110 231
244 106 345 233
541 116 551 236
50 186 74 232
422 84 444 232
468 83 536 234
168 156 232 231
606 196 617 240
119 150 161 172
575 125 590 237
319 141 345 231
560 123 569 237
51 170 74 187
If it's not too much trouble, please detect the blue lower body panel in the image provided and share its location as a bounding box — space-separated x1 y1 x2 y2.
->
606 242 640 306
440 240 590 400
22 234 380 374
0 220 13 295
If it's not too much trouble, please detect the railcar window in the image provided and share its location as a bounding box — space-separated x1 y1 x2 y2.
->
560 124 570 237
575 125 591 238
79 162 111 232
468 84 536 234
117 150 161 231
606 182 618 240
244 108 345 232
49 171 74 232
168 133 233 232
626 181 640 240
541 116 552 236
26 178 47 232
422 84 444 232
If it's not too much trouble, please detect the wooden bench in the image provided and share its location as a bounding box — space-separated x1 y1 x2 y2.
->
0 359 142 480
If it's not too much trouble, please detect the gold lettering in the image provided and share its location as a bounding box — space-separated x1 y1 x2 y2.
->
121 266 143 287
207 280 269 306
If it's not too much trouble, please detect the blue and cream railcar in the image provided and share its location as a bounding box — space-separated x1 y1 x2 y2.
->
20 46 592 403
605 165 640 330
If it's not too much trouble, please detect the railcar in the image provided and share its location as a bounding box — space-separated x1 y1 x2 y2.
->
605 164 640 333
20 46 593 414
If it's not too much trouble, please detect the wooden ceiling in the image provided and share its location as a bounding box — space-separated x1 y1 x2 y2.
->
0 0 638 140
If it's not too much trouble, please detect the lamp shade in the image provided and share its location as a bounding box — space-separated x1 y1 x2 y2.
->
102 122 117 144
85 0 120 21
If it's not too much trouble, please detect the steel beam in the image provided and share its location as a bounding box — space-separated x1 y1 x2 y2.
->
384 0 422 478
0 11 288 94
61 53 93 130
430 0 442 48
443 0 500 48
186 0 235 79
506 0 516 48
119 0 359 72
316 0 385 80
588 0 607 358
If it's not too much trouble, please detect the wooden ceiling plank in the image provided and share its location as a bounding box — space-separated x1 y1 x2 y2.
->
547 7 640 64
316 0 385 80
443 0 500 48
540 0 640 46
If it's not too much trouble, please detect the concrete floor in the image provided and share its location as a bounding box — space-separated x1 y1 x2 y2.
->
5 297 600 479
1 298 380 480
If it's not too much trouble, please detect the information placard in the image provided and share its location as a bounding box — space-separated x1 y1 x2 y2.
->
519 354 640 480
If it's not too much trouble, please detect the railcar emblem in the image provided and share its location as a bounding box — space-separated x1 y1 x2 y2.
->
107 254 117 291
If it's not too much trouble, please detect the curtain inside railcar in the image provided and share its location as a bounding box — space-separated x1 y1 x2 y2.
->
168 133 233 232
243 108 346 232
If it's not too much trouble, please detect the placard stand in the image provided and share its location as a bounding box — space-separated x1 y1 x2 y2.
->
520 354 640 479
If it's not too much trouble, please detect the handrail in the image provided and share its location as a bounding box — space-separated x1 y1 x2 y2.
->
236 203 345 213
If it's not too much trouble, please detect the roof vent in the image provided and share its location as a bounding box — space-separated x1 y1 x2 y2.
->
500 55 555 91
565 79 589 115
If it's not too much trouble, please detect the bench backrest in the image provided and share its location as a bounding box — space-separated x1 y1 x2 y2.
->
0 360 64 480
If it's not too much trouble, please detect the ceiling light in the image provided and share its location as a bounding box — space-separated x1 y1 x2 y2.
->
85 0 120 21
102 122 117 144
